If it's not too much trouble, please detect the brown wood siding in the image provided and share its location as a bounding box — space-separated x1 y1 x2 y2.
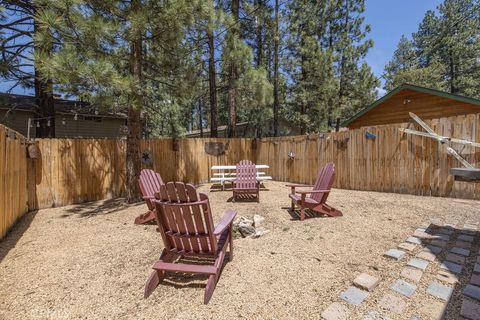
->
348 89 480 129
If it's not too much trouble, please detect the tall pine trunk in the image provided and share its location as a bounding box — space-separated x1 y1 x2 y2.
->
34 7 55 138
207 29 218 137
126 0 143 203
227 0 240 138
273 0 279 137
255 0 263 68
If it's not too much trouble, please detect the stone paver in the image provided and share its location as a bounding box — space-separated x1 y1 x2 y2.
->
472 274 480 286
407 258 429 271
416 251 435 262
455 241 472 249
460 299 480 320
477 256 480 263
378 293 406 315
401 266 423 282
363 310 392 320
398 242 416 252
340 286 369 305
464 284 480 301
426 282 453 301
418 298 447 320
450 247 470 257
458 234 474 242
406 236 422 245
321 302 350 320
446 252 466 265
430 239 447 248
424 245 442 255
353 273 380 292
474 264 480 274
440 261 463 274
413 229 435 240
390 279 417 297
384 249 405 261
434 234 450 242
464 223 478 230
438 228 454 235
436 270 459 284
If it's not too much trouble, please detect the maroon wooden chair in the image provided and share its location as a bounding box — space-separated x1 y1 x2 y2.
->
286 162 342 221
144 182 236 304
233 160 260 202
134 169 164 225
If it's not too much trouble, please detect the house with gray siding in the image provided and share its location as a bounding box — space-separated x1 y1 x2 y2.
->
0 93 127 138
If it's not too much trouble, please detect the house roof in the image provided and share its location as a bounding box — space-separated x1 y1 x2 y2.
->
0 93 127 119
185 121 250 137
341 83 480 127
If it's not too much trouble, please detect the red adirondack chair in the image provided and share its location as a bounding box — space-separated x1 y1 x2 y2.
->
144 182 236 304
232 160 260 202
134 169 164 225
286 162 342 221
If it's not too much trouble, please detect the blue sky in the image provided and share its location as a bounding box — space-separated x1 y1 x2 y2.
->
364 0 443 95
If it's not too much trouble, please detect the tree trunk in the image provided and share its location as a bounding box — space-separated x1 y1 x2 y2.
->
227 0 240 138
336 0 350 128
273 0 279 137
33 7 55 138
126 0 143 203
255 0 264 68
207 29 218 137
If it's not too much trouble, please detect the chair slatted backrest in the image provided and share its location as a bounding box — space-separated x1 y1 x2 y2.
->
235 160 257 189
310 162 335 203
154 182 218 255
138 169 164 210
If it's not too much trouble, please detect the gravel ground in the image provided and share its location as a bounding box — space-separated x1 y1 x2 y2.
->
0 181 479 320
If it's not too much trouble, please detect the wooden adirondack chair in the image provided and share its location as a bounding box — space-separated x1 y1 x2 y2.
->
233 160 260 202
134 169 164 225
287 162 342 221
144 182 237 304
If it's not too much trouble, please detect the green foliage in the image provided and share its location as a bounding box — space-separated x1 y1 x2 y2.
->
384 0 480 98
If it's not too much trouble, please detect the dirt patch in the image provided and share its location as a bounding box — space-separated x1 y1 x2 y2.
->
0 181 478 319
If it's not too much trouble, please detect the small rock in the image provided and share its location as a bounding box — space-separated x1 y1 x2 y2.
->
251 227 269 238
253 214 265 228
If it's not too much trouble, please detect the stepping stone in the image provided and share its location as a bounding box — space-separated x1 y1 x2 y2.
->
416 251 436 262
471 274 480 286
413 229 434 240
424 245 442 255
440 261 463 274
458 234 474 242
474 264 480 274
464 284 480 301
401 266 423 282
430 239 447 248
378 293 406 315
436 270 459 284
353 273 380 292
406 236 422 245
418 298 448 320
434 234 450 242
398 242 416 252
456 241 472 249
477 256 480 263
464 223 478 230
460 299 480 320
390 279 417 298
363 310 392 320
450 247 470 257
444 222 457 229
321 302 350 320
446 252 466 265
430 218 443 227
438 228 454 235
384 249 405 261
340 287 369 305
426 282 453 301
407 258 429 271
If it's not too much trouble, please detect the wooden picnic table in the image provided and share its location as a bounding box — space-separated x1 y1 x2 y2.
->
210 164 272 189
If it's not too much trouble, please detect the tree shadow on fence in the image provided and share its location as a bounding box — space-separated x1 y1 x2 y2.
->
413 222 479 319
0 210 38 264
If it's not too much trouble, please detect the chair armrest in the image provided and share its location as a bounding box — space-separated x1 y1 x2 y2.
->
295 189 330 194
214 209 237 235
143 195 155 200
285 184 313 187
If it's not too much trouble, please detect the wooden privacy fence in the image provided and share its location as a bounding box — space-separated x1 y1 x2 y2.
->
6 112 480 215
0 125 28 239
